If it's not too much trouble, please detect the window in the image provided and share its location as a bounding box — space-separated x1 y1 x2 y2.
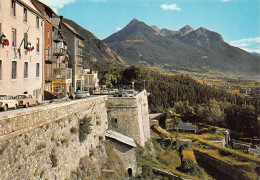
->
36 38 39 52
48 31 50 44
11 0 16 16
11 61 17 79
0 60 2 80
46 13 50 21
24 62 28 78
36 17 39 29
12 28 16 47
24 33 28 48
36 63 40 77
46 64 51 77
23 8 27 22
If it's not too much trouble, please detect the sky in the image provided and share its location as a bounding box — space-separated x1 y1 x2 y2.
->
41 0 260 53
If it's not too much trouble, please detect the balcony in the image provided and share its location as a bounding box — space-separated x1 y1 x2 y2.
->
76 60 83 66
53 38 63 43
53 48 67 57
45 74 56 82
52 68 72 84
45 55 56 64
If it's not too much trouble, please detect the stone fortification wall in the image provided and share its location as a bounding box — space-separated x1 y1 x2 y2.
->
107 90 151 147
194 150 249 180
107 138 137 176
0 97 108 180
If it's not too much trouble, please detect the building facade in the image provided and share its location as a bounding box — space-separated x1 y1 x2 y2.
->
0 0 44 101
82 68 99 93
61 22 85 93
32 1 72 99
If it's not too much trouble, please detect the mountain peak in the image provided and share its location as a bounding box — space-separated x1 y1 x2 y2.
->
151 25 161 33
179 25 194 34
128 18 142 26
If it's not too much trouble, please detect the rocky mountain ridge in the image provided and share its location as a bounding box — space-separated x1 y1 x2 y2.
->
104 19 259 73
63 18 125 65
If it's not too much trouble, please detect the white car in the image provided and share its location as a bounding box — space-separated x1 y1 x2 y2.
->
123 90 135 97
0 95 19 111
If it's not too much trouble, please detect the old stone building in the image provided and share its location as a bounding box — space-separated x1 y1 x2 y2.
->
105 130 137 177
0 0 44 101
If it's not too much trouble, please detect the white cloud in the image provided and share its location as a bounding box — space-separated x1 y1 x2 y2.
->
160 4 181 11
116 27 122 31
40 0 77 13
230 37 260 53
221 0 231 2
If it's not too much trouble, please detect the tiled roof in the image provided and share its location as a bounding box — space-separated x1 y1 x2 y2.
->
105 130 136 147
176 122 196 131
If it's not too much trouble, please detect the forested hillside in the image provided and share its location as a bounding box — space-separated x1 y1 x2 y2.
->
90 62 259 138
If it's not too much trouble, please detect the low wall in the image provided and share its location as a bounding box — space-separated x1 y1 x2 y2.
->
208 139 225 147
0 97 109 180
194 150 249 180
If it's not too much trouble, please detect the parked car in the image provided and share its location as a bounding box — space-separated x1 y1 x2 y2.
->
15 94 38 107
123 90 135 97
82 91 90 97
108 90 116 94
93 90 101 95
75 91 85 99
122 90 139 97
0 95 19 111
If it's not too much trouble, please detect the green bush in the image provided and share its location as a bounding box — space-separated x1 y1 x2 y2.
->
70 127 78 134
37 143 46 150
79 117 92 143
61 137 69 144
50 152 58 167
177 158 204 178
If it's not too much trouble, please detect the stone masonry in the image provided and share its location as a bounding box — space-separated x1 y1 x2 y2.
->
107 90 151 147
0 90 150 179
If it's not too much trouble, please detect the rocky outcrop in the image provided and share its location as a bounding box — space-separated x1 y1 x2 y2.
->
63 18 125 65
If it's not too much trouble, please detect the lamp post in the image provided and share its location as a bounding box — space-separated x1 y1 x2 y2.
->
132 81 134 90
143 80 146 90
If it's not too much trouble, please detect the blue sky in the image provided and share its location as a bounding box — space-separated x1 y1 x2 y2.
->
41 0 260 53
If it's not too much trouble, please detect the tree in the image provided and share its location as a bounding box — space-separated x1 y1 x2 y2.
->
238 105 258 138
174 101 195 122
100 74 117 88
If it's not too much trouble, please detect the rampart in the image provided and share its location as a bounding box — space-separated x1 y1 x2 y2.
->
194 150 249 180
107 90 151 147
0 91 151 179
0 96 108 179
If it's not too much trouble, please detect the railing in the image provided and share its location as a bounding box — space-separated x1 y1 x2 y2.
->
45 74 56 81
52 68 72 84
45 55 56 63
53 48 67 56
76 60 83 66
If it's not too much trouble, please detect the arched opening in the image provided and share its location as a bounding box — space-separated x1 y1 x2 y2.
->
24 91 28 94
127 168 132 177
